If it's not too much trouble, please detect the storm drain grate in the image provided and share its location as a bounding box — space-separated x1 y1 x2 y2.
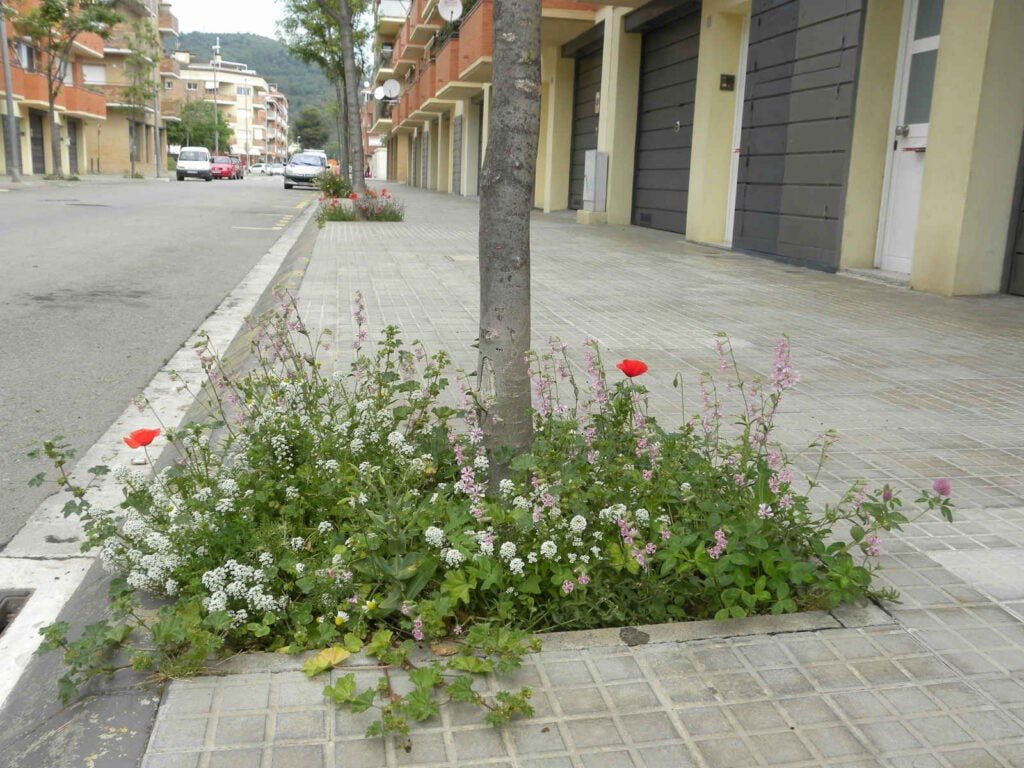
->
0 591 32 638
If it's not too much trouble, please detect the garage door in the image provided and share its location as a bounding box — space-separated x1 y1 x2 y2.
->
569 49 602 210
631 9 701 234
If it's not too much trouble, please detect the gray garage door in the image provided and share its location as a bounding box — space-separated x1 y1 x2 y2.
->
569 49 602 210
631 9 701 234
1008 144 1024 296
67 119 79 175
29 111 46 174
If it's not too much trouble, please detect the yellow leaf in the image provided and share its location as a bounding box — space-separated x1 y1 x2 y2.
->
303 646 351 677
430 641 459 657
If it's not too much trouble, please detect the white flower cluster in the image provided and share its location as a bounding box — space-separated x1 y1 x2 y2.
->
569 515 588 534
201 559 284 615
540 540 558 559
317 521 333 534
498 478 515 496
441 548 466 568
424 526 445 548
508 557 525 576
499 541 517 561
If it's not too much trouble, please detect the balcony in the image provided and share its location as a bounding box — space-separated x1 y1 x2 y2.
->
73 32 105 59
458 0 492 82
62 85 106 118
158 5 180 36
369 100 393 135
377 0 407 36
160 57 181 77
410 0 441 45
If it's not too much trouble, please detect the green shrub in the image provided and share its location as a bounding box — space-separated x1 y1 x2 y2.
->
316 172 352 199
314 197 359 227
354 188 404 221
33 296 953 737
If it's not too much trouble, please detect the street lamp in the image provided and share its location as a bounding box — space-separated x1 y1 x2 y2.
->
212 38 220 154
0 0 23 182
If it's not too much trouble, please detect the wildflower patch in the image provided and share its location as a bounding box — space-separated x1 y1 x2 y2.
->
32 293 954 744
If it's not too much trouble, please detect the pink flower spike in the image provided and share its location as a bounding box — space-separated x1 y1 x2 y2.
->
561 580 575 595
932 478 952 497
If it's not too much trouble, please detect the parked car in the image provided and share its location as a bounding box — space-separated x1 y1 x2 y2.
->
175 147 212 182
268 163 285 176
211 156 236 180
250 162 268 175
283 152 327 189
228 156 244 179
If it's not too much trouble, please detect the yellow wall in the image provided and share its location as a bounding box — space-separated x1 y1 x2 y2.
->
687 0 746 244
539 45 574 213
581 7 641 226
839 0 903 269
912 0 1024 295
394 131 410 183
437 111 451 193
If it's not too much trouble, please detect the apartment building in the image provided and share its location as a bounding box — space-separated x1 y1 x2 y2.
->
0 0 108 176
369 0 1024 298
265 85 289 162
80 0 175 176
164 47 288 164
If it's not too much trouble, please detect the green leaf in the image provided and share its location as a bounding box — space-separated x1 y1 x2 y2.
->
447 656 494 674
28 472 46 488
87 465 110 476
850 525 865 543
365 629 393 658
409 664 443 690
404 687 439 721
510 453 537 472
323 673 356 703
518 574 542 595
342 632 364 653
446 675 479 703
202 611 232 632
441 570 475 606
245 622 271 638
351 688 376 713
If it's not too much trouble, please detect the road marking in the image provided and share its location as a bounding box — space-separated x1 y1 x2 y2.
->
0 202 316 712
294 199 310 209
232 226 281 231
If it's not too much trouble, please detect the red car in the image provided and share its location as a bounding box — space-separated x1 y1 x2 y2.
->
211 156 236 180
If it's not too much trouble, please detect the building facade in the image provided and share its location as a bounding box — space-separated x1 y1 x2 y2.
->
163 47 288 164
0 0 108 176
368 0 1024 298
81 0 176 176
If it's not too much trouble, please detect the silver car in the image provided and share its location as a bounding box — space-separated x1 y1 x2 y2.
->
283 153 327 189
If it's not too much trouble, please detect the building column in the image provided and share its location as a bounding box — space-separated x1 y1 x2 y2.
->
911 0 1024 295
429 117 440 190
686 1 746 244
437 112 451 193
581 8 641 226
395 132 410 183
839 0 903 270
535 45 574 213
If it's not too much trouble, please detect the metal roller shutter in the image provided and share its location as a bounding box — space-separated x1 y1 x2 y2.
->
631 9 701 234
569 49 602 210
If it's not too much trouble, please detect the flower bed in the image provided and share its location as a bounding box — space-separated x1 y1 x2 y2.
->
34 294 953 740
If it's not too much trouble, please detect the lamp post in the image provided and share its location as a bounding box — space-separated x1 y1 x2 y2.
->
212 38 220 154
0 0 22 182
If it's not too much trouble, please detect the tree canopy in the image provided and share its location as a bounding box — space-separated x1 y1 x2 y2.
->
292 106 331 150
166 101 233 153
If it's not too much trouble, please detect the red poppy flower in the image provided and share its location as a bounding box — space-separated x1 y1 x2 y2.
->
616 359 649 378
123 428 161 449
381 188 388 195
348 192 359 200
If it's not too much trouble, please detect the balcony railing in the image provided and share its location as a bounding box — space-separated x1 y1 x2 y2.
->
434 37 460 92
458 0 492 81
158 7 179 34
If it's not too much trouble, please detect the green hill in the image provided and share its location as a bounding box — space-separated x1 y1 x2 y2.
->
176 32 334 132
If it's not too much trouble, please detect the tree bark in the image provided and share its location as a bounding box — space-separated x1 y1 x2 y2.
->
315 0 365 192
334 76 350 184
47 90 63 178
477 0 542 474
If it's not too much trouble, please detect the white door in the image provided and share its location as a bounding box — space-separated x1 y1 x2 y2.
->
724 13 750 247
877 0 944 274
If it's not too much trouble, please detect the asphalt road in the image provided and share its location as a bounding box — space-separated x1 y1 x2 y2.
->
0 174 315 547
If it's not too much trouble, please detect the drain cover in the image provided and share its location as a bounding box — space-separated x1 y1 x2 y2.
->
0 591 32 637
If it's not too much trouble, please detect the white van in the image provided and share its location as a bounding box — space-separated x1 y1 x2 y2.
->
176 147 212 182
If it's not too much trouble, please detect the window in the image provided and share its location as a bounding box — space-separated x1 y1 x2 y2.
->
83 64 106 85
236 85 250 96
186 82 198 91
15 42 37 72
164 80 173 89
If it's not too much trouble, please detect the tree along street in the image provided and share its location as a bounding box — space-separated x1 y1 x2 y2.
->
0 176 314 547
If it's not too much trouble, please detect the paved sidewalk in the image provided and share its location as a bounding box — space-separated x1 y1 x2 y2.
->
144 185 1024 767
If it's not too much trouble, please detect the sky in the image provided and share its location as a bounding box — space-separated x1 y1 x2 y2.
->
170 0 284 39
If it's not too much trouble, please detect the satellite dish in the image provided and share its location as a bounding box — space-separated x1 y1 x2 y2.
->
373 86 385 100
382 78 401 98
438 0 462 22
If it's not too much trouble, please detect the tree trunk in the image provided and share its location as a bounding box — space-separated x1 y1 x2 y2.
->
334 76 350 184
48 92 63 178
477 0 542 475
315 0 365 193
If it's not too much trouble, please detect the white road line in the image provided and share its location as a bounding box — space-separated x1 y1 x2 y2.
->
0 203 315 713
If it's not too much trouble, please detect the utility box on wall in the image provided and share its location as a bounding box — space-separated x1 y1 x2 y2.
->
582 149 608 213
